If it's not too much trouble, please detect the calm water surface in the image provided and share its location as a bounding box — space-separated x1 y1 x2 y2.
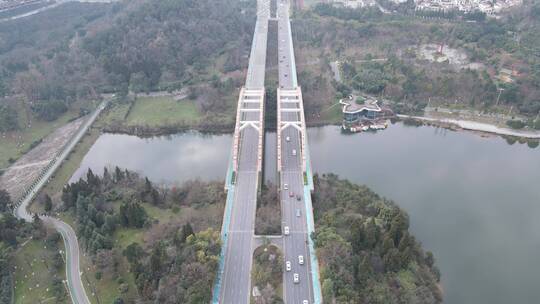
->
71 132 232 185
74 124 540 304
307 124 540 304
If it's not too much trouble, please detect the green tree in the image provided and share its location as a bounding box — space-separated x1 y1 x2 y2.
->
0 190 12 213
0 104 18 132
44 194 53 212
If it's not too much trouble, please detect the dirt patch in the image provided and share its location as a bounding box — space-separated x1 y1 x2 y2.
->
0 117 85 201
417 43 483 70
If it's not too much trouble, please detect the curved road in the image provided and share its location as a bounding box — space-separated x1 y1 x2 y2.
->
13 100 108 304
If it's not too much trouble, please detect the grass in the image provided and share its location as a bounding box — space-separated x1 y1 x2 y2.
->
125 96 201 127
101 102 130 125
318 103 342 124
13 239 67 304
0 100 82 168
80 250 138 304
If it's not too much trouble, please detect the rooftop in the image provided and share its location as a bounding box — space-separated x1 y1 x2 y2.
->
340 95 381 114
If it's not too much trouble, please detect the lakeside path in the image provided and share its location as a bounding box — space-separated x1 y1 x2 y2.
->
397 114 540 139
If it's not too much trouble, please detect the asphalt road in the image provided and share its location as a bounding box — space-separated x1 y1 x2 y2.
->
277 0 315 302
13 99 108 304
218 0 269 302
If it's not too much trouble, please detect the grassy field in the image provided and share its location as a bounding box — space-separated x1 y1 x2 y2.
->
13 239 67 304
125 96 201 127
317 102 342 124
0 101 82 168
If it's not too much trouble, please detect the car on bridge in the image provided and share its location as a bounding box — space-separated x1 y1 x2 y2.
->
293 273 299 284
298 255 304 265
286 261 291 271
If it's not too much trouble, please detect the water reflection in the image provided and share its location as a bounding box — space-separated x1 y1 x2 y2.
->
70 132 232 185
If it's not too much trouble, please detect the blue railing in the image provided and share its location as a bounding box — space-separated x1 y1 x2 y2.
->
212 154 236 304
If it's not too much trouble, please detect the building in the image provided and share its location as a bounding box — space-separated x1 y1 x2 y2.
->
340 95 382 123
339 95 394 132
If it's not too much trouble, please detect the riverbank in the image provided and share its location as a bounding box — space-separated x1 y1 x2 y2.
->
397 114 540 139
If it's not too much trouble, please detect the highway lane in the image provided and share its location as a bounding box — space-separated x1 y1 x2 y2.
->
277 0 316 302
218 0 269 302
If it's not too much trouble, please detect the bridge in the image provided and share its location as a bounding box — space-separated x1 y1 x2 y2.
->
214 0 322 303
276 0 321 302
213 0 269 302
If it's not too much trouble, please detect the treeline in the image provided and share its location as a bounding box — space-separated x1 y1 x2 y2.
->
312 174 442 303
414 9 486 22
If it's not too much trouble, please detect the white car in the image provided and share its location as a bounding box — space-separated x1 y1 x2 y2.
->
286 261 291 271
296 209 301 217
286 136 290 142
298 255 304 265
293 273 299 284
303 301 309 304
284 226 290 235
292 149 297 156
284 183 289 190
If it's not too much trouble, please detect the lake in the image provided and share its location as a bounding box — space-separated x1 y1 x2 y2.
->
70 131 232 185
72 123 540 304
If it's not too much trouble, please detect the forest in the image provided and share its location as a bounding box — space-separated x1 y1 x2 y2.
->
0 0 256 126
58 168 225 303
312 174 442 303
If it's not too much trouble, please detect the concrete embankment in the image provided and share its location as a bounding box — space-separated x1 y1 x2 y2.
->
398 114 540 139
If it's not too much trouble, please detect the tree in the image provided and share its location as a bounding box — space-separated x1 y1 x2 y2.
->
180 223 194 244
364 219 380 249
44 194 53 212
119 201 147 228
322 278 335 302
0 104 18 132
123 242 145 264
0 190 12 213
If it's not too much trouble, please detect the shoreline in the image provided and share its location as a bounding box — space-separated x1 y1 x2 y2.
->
397 114 540 139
